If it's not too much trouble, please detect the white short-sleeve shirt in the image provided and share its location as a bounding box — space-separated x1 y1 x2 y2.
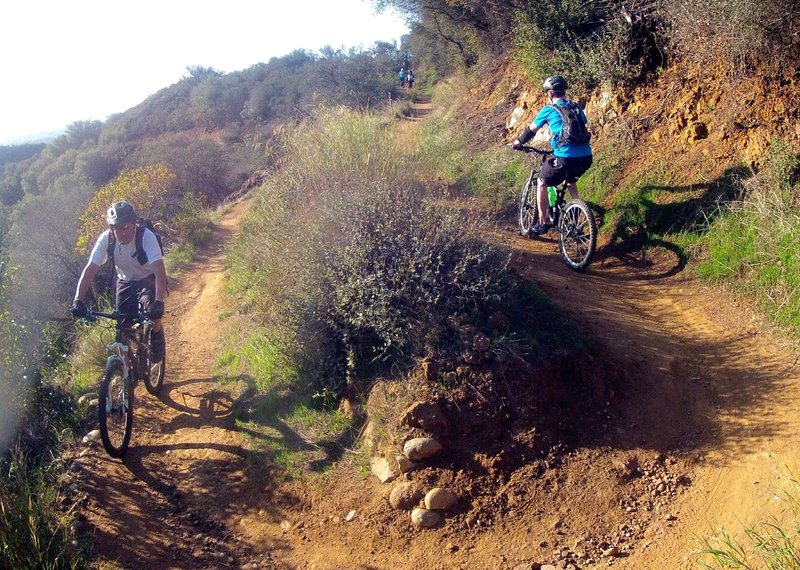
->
88 228 163 282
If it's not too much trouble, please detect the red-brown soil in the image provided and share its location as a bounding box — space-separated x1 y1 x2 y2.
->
67 193 800 570
68 80 800 569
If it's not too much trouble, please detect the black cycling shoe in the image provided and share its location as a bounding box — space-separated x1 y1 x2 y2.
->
531 223 552 235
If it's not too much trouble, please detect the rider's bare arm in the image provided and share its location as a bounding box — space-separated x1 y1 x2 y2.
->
151 259 167 303
74 262 101 303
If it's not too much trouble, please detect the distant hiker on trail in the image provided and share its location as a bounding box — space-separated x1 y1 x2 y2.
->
71 200 167 362
511 75 593 235
398 68 406 87
407 70 415 88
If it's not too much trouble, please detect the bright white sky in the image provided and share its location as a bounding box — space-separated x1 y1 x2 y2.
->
0 0 409 144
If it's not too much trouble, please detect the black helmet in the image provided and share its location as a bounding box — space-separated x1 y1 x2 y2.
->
542 75 568 93
106 201 137 226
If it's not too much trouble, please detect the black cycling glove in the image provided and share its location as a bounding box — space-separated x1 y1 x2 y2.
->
70 300 88 318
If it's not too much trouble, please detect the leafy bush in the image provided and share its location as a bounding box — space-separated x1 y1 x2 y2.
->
169 192 213 246
75 165 176 254
510 3 660 91
230 106 513 399
327 189 510 361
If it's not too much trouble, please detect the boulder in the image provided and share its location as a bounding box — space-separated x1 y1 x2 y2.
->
424 488 457 510
400 401 449 435
362 421 377 452
370 456 396 483
82 429 100 445
395 455 415 473
410 507 440 528
77 392 98 406
389 482 423 510
403 438 443 461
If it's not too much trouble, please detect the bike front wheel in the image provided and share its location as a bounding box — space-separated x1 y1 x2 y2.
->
558 199 597 271
518 171 539 237
98 361 133 458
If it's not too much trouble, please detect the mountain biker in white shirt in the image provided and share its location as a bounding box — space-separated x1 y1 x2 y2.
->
70 201 167 361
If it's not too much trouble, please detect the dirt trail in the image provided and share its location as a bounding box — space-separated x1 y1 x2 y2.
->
74 108 800 570
507 230 800 568
78 199 280 569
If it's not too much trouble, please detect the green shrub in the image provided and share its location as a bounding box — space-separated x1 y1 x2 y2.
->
229 105 514 399
327 190 510 361
162 192 214 274
170 192 213 247
510 4 657 91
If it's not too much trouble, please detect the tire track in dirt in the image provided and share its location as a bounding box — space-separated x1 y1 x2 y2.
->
72 104 800 569
74 199 296 569
505 228 800 568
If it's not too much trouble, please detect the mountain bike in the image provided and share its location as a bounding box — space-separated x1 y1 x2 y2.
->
83 305 165 458
515 145 597 271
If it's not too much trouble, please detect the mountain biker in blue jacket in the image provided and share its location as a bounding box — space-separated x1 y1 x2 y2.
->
512 75 593 235
70 201 167 361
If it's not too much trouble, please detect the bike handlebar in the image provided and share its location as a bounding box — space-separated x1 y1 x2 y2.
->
512 145 553 156
84 309 146 324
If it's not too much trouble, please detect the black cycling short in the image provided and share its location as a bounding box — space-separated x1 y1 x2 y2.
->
116 275 155 319
539 154 593 186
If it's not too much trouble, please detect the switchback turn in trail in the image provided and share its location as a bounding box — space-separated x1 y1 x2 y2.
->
70 153 800 569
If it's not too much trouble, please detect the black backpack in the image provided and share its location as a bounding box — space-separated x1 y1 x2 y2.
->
551 101 591 148
106 219 165 266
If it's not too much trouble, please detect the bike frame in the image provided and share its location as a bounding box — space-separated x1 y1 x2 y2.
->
514 144 598 271
546 181 570 233
89 308 151 387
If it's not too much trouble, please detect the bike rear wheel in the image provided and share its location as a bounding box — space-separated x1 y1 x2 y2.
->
143 327 165 395
98 361 133 458
518 172 539 237
558 199 597 271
